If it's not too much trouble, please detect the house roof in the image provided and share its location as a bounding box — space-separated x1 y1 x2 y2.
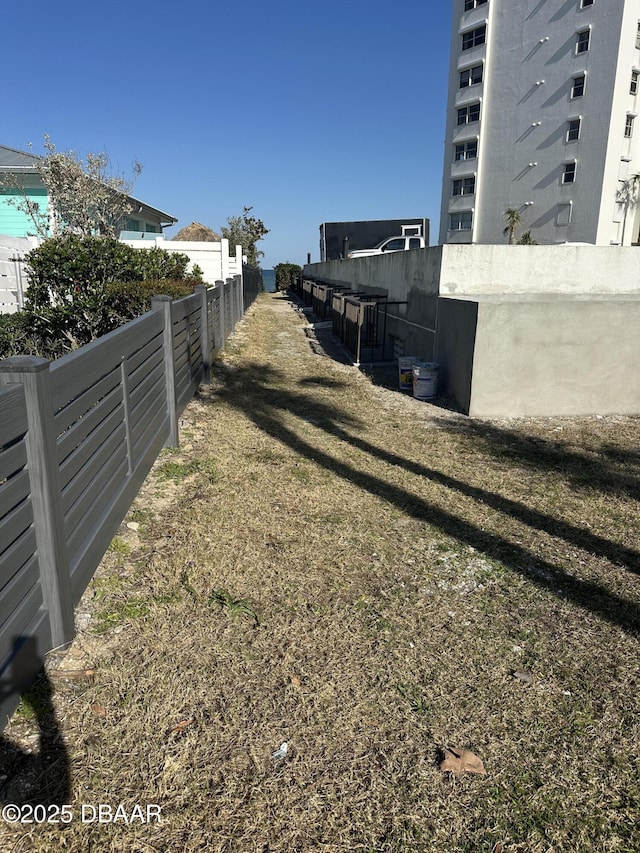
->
0 144 178 226
0 144 41 171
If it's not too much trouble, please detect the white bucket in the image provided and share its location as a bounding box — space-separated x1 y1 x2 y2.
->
412 362 439 401
398 356 417 393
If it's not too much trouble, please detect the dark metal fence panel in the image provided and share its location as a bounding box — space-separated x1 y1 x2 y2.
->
242 265 262 311
302 279 314 306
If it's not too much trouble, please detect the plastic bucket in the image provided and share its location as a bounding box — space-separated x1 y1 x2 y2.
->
412 362 439 401
398 356 417 393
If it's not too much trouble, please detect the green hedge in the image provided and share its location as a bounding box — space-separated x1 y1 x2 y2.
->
274 262 302 291
0 236 200 360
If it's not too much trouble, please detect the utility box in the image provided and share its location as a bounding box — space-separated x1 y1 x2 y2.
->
319 218 429 262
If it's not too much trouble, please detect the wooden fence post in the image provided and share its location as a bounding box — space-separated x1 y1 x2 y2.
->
195 284 211 384
0 356 74 648
151 295 179 448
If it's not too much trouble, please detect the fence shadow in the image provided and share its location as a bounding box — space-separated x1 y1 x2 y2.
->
205 361 639 635
0 638 70 806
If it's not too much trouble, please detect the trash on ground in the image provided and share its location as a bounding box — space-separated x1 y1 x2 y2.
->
271 742 288 760
513 669 533 684
440 746 486 777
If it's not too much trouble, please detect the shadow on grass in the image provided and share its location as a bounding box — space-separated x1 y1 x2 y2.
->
441 418 640 502
0 637 71 806
206 361 639 635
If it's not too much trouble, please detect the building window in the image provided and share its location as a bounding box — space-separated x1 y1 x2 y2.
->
457 102 481 125
454 139 478 161
636 22 640 49
571 74 586 98
449 211 473 231
580 0 593 7
464 0 487 9
576 29 591 54
459 64 483 87
562 162 577 184
625 114 635 137
452 176 476 196
567 118 581 141
462 26 486 51
631 71 639 94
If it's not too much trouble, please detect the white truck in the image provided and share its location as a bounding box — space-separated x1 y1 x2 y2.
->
346 234 426 259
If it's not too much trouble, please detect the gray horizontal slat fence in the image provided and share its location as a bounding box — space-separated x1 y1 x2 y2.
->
207 287 221 360
0 276 249 728
50 310 169 603
224 281 233 340
0 385 51 729
172 293 204 414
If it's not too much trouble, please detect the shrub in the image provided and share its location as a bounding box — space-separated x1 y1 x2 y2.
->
24 236 192 311
274 262 302 291
105 280 197 326
0 236 199 360
0 313 38 359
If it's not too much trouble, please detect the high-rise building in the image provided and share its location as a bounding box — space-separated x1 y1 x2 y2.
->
439 0 640 246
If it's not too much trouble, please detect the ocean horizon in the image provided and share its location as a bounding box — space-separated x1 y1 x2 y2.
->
261 268 276 292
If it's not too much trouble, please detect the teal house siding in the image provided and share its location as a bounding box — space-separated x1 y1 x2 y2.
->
1 144 177 239
0 188 48 236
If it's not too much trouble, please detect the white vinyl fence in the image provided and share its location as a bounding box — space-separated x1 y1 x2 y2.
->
0 236 243 314
0 276 248 727
120 236 243 285
0 237 39 314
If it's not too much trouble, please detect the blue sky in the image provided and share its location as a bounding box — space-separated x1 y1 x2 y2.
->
4 0 453 268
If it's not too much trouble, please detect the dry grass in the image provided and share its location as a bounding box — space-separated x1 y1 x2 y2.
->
1 292 638 852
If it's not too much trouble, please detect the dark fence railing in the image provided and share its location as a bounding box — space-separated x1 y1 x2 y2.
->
242 265 263 311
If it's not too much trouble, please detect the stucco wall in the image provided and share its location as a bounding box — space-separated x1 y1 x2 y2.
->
304 244 640 416
453 294 640 417
306 243 640 299
439 244 640 295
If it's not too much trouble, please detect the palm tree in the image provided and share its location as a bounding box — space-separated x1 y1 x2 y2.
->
616 175 640 245
516 229 537 245
503 207 523 245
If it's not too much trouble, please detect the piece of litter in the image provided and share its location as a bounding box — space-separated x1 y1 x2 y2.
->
440 746 486 777
126 522 140 531
271 742 288 760
562 690 572 696
169 719 194 737
513 669 533 684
